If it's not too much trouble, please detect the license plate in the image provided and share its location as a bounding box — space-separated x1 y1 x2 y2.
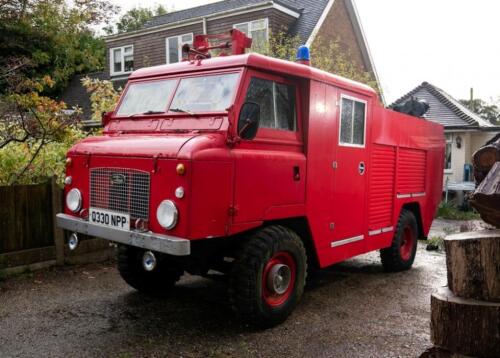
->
89 208 130 230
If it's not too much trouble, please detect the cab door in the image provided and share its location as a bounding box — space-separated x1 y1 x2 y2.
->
330 92 370 252
231 70 306 227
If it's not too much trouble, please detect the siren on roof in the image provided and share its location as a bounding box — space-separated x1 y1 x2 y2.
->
296 45 310 66
181 29 252 62
392 97 430 117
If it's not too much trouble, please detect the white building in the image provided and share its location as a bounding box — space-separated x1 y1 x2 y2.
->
392 82 499 189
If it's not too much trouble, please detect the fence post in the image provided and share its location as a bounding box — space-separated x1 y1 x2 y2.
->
51 176 65 265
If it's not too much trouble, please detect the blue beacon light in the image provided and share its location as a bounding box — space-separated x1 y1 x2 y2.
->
296 45 311 66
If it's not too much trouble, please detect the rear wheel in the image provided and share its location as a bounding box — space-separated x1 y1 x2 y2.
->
380 210 418 271
229 225 307 328
117 245 183 294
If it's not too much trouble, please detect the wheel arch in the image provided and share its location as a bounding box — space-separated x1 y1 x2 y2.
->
262 217 320 271
400 202 424 239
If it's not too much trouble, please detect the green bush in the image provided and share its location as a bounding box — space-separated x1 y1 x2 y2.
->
436 201 480 220
0 75 88 186
0 127 86 186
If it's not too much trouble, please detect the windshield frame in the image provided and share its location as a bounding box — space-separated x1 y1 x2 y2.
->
114 69 242 118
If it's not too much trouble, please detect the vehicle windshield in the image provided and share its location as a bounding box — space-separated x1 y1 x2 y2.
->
116 73 239 116
170 73 239 112
116 80 176 116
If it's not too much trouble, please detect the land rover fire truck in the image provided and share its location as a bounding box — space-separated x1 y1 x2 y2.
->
57 30 444 327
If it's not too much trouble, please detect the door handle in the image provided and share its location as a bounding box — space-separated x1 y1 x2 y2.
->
293 166 300 181
358 162 366 175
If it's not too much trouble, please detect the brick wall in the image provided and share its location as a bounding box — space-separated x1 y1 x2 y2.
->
104 8 296 78
313 0 367 72
106 23 204 75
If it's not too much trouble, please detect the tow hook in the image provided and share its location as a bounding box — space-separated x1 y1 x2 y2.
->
68 233 79 251
142 251 157 271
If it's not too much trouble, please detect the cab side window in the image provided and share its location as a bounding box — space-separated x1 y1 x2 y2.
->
339 96 366 146
244 77 296 131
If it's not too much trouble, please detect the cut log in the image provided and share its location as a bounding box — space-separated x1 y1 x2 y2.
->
470 162 500 228
444 230 500 302
473 168 486 184
431 288 500 358
419 346 473 358
472 139 500 172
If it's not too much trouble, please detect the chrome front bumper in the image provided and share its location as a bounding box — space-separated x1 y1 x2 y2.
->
56 213 190 256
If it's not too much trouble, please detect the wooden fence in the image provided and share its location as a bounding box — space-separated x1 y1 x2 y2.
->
0 177 114 277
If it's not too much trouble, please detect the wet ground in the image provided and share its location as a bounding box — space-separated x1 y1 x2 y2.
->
0 240 447 358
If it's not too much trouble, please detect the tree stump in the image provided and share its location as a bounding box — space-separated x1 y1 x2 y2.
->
431 288 500 358
420 346 474 358
444 230 500 302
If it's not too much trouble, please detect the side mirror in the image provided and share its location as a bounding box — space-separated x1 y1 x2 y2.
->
238 102 260 140
102 111 113 127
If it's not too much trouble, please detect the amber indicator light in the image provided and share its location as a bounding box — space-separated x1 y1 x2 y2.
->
176 163 186 175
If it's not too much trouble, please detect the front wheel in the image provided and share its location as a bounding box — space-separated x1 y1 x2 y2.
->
380 209 418 271
229 225 307 328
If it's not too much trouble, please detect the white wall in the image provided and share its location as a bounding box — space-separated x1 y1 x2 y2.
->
470 131 498 158
443 130 499 185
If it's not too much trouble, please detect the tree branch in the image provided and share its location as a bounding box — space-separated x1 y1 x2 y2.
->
10 136 45 185
0 133 29 149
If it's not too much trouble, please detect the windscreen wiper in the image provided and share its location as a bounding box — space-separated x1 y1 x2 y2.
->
130 110 164 117
170 108 196 116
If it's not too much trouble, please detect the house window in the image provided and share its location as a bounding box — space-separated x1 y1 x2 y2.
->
244 77 296 131
339 95 366 147
110 45 134 75
445 134 452 170
233 18 268 50
166 33 193 64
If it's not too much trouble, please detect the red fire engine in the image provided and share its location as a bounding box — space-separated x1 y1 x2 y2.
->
57 30 444 327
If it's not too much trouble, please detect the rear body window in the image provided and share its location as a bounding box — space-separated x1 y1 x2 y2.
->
339 96 366 146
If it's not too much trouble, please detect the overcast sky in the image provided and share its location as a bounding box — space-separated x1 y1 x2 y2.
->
108 0 500 104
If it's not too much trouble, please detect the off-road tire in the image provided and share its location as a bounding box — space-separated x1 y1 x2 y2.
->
229 225 307 328
117 245 183 294
380 209 418 272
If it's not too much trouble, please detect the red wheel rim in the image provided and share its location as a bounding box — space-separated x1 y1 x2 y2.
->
400 225 415 261
262 252 296 307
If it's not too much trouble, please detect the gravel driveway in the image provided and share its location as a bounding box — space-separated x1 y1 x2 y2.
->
0 240 447 358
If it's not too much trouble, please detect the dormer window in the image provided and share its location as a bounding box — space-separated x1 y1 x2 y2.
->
233 18 269 50
110 45 134 76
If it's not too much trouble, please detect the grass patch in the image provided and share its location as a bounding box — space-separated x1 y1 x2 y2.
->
437 201 480 220
426 236 445 251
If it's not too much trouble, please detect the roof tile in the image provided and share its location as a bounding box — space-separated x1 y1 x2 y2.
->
142 0 329 43
391 81 495 129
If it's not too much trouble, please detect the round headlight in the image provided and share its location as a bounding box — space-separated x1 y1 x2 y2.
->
66 188 82 212
156 200 178 230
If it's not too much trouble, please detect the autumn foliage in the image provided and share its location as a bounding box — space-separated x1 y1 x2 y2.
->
0 0 117 185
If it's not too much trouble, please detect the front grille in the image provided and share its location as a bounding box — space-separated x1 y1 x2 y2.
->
90 168 150 220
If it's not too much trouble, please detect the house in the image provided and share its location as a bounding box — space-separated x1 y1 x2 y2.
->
62 0 383 123
391 81 500 189
59 72 109 123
